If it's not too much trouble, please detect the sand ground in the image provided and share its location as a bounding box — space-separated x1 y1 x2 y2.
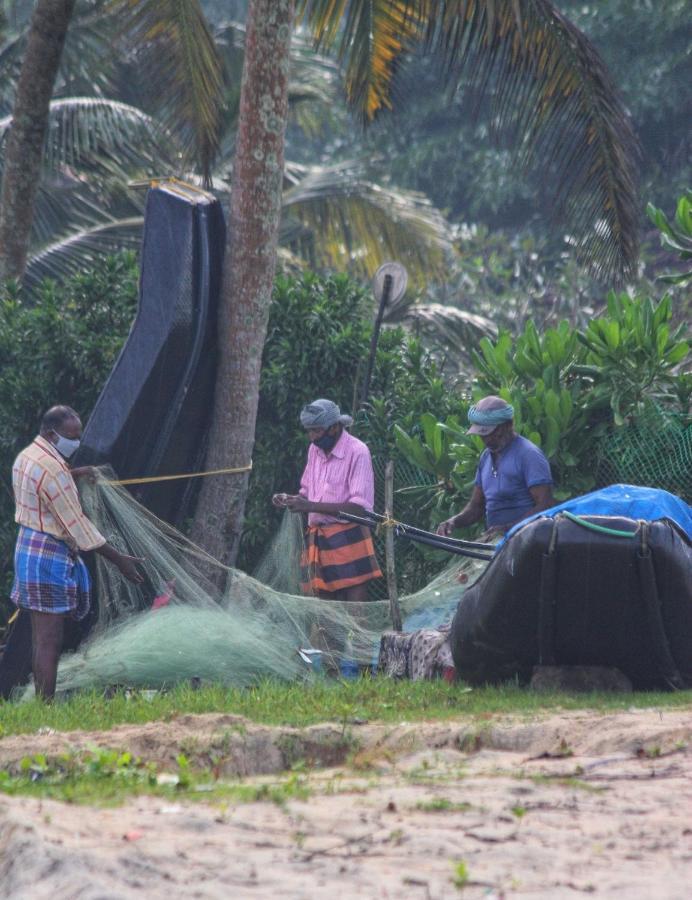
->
0 707 691 899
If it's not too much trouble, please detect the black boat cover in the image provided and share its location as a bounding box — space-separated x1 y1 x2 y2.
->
73 181 225 525
450 513 692 689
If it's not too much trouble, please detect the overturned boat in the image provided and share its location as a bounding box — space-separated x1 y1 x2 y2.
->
450 485 692 690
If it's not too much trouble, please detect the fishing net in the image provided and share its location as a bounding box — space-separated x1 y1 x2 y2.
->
47 469 486 696
595 404 692 502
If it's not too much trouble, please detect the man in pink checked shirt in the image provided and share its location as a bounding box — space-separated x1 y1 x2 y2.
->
273 399 382 601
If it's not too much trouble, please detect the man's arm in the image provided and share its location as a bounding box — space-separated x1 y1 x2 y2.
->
70 465 97 482
94 542 144 583
436 485 486 536
281 497 367 517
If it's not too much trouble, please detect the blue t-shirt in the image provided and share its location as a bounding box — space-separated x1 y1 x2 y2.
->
475 434 553 527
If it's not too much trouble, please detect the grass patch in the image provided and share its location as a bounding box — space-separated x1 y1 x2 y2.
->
0 677 690 737
0 747 311 807
416 797 473 813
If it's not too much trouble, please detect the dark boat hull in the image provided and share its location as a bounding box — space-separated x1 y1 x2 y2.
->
450 514 692 689
73 181 225 525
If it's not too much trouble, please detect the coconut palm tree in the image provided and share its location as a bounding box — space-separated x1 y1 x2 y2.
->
0 0 641 567
0 0 77 280
0 7 452 288
192 0 641 565
0 0 224 281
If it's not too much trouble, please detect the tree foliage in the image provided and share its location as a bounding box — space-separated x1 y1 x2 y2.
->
395 292 690 527
298 0 641 280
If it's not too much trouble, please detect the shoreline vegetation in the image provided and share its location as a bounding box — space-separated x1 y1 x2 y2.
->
1 678 691 737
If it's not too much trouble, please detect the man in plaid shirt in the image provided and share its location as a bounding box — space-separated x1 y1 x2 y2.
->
11 405 143 700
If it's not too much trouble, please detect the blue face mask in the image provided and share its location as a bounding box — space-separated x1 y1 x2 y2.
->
52 431 81 459
314 431 337 453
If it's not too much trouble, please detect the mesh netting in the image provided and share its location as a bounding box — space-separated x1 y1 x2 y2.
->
44 470 485 696
595 405 692 502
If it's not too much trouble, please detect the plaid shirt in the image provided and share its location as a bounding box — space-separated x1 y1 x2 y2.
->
12 436 105 552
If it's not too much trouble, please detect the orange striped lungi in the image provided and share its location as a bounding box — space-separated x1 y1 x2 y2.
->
300 523 382 595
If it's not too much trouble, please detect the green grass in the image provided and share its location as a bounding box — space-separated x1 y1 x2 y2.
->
416 797 473 813
0 746 311 807
1 677 691 737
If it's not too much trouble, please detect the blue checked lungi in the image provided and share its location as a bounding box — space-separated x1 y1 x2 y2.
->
11 526 91 620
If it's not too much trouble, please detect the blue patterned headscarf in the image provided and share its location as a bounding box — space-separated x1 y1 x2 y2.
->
467 396 514 435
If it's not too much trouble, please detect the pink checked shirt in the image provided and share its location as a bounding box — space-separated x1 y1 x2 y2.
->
299 429 375 525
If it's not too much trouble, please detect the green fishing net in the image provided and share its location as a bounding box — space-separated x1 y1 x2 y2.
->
47 470 486 696
595 404 692 502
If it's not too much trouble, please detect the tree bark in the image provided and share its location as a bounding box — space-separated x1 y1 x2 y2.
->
0 0 76 281
190 0 295 568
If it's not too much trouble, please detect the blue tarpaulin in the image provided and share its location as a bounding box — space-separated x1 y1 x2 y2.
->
505 483 692 541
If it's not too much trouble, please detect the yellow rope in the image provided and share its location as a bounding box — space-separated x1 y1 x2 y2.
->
107 462 252 487
376 515 400 536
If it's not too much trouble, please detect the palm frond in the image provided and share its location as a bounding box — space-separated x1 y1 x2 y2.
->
0 30 26 113
57 0 123 98
287 31 342 136
24 216 144 289
423 0 639 280
0 97 167 174
112 0 225 183
299 1 639 280
298 0 424 123
281 160 453 281
28 171 145 248
390 301 498 365
0 1 120 113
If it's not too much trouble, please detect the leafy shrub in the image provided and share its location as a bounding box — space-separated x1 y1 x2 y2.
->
395 292 690 528
647 190 692 287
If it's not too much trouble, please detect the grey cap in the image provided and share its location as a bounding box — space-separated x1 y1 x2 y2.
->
299 399 353 430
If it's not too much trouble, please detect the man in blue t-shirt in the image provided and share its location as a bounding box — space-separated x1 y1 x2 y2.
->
437 395 554 537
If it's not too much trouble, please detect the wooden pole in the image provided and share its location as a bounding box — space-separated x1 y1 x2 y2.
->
384 460 402 631
360 273 392 408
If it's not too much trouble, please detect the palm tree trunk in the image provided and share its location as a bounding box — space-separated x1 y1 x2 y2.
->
0 0 76 281
190 0 295 567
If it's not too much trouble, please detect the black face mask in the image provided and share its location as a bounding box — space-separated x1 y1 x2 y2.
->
314 431 337 452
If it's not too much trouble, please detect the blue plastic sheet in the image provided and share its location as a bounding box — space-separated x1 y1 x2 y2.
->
505 483 692 541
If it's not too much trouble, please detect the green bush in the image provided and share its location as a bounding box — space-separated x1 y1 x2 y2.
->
395 292 690 528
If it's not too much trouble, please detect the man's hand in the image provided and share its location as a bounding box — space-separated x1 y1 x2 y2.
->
116 553 145 583
71 466 98 483
436 516 457 537
284 495 311 513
